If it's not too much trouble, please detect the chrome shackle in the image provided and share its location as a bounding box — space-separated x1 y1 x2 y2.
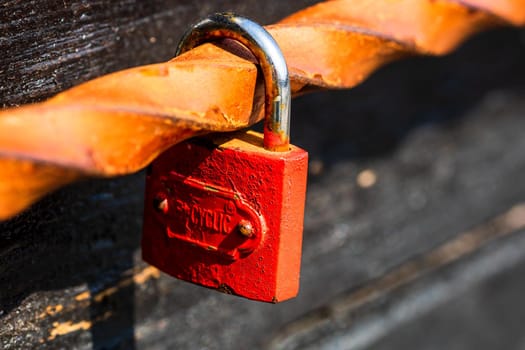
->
175 13 291 151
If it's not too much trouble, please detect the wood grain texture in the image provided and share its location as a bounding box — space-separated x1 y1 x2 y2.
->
1 1 525 349
0 0 317 107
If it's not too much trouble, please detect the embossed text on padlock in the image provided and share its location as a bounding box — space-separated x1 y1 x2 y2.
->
152 170 265 261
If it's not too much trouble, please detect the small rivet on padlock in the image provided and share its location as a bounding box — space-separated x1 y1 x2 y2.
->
153 196 168 213
237 220 253 237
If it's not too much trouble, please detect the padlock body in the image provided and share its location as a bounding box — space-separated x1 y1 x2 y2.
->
142 130 308 302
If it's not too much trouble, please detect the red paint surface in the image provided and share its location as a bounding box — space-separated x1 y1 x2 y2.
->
142 131 308 302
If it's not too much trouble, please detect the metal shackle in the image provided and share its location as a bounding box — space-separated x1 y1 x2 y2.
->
175 13 291 152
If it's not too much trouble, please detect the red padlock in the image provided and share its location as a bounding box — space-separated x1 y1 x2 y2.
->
142 13 308 303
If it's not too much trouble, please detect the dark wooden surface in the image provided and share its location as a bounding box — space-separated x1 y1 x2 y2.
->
1 1 525 349
0 0 316 107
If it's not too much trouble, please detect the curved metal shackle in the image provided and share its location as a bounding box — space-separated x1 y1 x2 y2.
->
175 13 291 152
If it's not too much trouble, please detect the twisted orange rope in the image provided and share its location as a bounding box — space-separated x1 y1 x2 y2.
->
1 0 524 220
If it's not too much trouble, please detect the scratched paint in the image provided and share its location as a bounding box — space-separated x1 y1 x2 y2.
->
34 266 161 342
38 305 63 319
48 321 92 340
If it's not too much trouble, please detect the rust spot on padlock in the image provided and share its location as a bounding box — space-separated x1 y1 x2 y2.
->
218 283 234 295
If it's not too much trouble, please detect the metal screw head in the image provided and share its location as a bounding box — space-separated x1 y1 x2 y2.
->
238 220 253 237
153 196 168 213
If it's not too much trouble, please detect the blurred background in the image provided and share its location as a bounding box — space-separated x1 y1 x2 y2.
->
1 1 525 349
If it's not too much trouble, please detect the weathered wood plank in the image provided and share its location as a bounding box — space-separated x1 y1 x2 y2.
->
1 1 525 349
0 0 317 107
